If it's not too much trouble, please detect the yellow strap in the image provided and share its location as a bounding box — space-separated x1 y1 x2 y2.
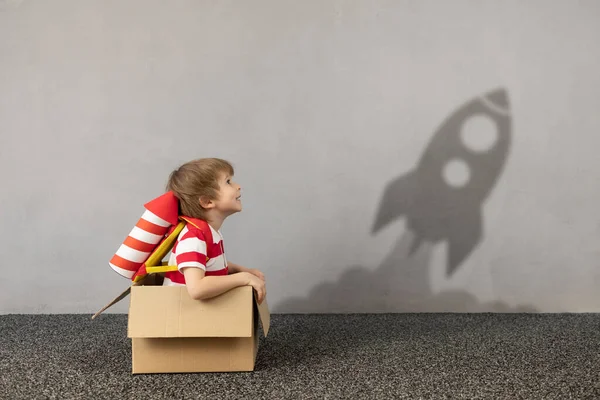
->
132 221 186 282
144 221 186 269
132 219 211 281
145 265 179 274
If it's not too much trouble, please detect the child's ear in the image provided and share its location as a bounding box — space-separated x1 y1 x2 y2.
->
199 196 215 209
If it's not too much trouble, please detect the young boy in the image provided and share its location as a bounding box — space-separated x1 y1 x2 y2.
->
162 158 266 304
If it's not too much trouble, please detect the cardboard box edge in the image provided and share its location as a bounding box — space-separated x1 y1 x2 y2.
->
93 280 271 339
128 285 264 339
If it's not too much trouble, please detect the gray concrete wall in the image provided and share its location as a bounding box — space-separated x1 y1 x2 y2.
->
1 0 599 313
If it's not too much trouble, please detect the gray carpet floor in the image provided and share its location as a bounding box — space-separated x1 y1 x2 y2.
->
1 314 599 399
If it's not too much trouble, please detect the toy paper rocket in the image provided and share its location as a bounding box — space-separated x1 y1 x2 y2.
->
109 192 180 279
372 88 511 276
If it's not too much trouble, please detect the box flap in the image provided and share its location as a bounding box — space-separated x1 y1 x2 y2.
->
91 274 158 320
91 284 134 320
255 293 270 337
128 286 254 338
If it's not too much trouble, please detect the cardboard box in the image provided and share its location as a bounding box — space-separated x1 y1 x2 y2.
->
94 276 270 374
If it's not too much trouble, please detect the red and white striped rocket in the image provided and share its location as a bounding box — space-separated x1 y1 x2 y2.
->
109 191 180 280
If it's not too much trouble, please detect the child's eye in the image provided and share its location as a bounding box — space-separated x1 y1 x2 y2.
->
226 179 231 184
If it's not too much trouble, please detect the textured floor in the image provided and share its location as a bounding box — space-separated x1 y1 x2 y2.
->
1 314 599 399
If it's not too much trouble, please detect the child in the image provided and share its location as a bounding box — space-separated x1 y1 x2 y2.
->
162 158 266 304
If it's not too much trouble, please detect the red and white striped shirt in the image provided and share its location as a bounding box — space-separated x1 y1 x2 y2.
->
163 218 228 286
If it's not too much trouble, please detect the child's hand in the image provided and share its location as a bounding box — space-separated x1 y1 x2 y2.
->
248 268 265 282
243 272 266 304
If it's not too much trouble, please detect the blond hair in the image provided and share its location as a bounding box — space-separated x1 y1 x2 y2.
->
166 158 234 219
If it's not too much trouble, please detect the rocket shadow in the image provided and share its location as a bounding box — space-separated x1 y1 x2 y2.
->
275 88 538 314
275 229 537 313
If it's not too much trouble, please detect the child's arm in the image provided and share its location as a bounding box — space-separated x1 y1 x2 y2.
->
183 267 266 303
228 261 265 281
227 261 248 273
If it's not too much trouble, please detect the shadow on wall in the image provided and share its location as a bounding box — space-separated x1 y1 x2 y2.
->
276 88 538 313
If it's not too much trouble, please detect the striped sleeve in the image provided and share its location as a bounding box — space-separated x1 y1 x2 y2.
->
175 229 207 272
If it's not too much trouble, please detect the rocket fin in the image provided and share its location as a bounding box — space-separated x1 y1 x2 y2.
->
372 170 420 234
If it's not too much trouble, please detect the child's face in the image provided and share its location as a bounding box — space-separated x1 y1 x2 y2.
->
213 172 242 215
